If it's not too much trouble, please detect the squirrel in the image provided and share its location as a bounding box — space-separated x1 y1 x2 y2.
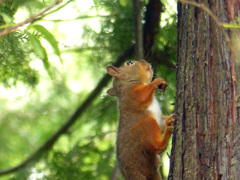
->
106 60 175 180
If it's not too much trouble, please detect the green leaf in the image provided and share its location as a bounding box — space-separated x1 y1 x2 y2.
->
28 33 53 78
222 23 240 29
119 0 127 6
30 24 63 64
93 0 101 5
0 12 13 23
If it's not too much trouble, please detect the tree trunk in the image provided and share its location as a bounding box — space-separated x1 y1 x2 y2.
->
169 0 240 179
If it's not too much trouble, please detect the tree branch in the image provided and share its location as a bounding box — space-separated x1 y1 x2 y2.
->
41 15 109 22
133 0 144 60
143 0 163 58
0 0 62 37
152 50 176 70
110 162 120 180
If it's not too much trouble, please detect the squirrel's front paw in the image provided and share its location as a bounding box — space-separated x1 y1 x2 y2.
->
166 114 177 132
154 78 167 92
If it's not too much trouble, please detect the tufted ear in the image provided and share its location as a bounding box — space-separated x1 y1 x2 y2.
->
107 88 116 96
106 65 120 77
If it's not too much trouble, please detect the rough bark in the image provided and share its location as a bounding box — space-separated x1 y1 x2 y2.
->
169 0 240 179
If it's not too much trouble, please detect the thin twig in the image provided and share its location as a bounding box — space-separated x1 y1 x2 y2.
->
40 0 72 18
179 0 219 25
41 15 109 22
0 0 62 37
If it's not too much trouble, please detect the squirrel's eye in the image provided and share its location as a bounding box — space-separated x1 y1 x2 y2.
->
126 61 133 66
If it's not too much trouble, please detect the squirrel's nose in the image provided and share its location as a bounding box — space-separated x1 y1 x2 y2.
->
138 60 151 69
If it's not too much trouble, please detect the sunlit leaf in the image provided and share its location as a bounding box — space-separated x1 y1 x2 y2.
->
93 0 101 5
0 12 13 23
28 33 53 78
119 0 127 6
222 23 240 29
30 24 63 64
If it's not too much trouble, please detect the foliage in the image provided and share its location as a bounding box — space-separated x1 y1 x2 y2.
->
0 0 62 87
0 31 38 87
82 0 134 65
0 0 177 179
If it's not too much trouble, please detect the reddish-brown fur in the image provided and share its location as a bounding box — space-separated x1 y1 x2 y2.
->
107 60 175 180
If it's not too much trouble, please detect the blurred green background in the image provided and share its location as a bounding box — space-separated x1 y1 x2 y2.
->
0 0 177 179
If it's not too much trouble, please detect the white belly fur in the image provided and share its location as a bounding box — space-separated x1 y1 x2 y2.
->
147 96 163 126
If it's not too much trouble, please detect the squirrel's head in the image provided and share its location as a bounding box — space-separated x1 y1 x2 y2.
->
106 60 153 96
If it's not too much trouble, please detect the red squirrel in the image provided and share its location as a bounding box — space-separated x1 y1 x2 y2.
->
106 60 175 180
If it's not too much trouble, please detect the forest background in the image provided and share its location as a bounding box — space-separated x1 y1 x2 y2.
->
0 0 177 179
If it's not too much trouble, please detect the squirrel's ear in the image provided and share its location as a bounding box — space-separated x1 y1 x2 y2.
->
106 65 120 77
107 88 116 96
